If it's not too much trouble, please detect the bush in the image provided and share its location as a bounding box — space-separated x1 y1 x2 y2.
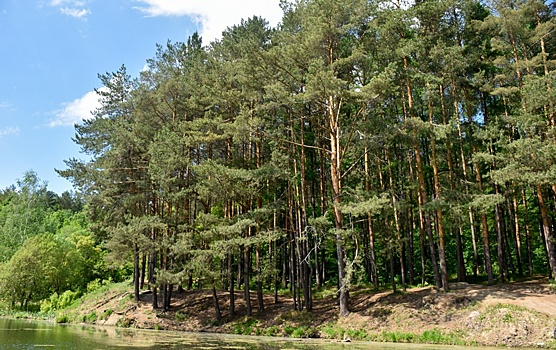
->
261 326 280 337
292 326 318 338
320 324 345 339
40 290 79 313
417 328 468 345
58 290 80 309
102 309 113 320
116 317 133 328
56 314 69 323
233 317 257 335
381 330 415 342
86 279 103 293
174 310 187 322
82 311 97 324
345 328 370 341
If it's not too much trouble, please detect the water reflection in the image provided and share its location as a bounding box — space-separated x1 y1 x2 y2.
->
0 318 512 350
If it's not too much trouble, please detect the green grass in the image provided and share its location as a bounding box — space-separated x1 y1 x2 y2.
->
320 325 371 341
320 323 471 346
55 314 69 323
174 310 188 322
232 317 258 335
292 326 318 338
379 330 415 343
258 325 280 337
277 309 315 323
82 311 97 324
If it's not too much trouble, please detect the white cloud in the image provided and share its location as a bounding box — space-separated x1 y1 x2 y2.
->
0 127 19 137
49 0 86 6
0 101 10 109
48 0 91 19
59 7 90 18
134 0 283 44
50 89 104 127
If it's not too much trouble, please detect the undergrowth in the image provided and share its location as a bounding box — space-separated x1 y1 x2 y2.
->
320 324 473 346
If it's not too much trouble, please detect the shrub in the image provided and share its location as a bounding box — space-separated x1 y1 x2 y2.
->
82 311 97 324
58 290 80 309
56 314 69 323
86 279 103 293
381 330 415 342
320 324 345 339
291 326 318 338
174 310 187 322
116 317 133 328
102 309 113 320
233 317 257 335
40 290 79 313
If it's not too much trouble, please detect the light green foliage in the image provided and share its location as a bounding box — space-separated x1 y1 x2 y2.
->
0 234 65 308
233 317 258 335
0 171 51 262
174 310 188 322
55 314 69 323
82 311 97 324
49 0 556 322
0 212 103 310
40 290 80 313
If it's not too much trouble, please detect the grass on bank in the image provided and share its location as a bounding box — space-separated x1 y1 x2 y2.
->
320 324 475 346
1 279 551 349
54 280 133 324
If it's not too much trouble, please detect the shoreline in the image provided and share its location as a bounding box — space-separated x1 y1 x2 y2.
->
4 278 556 348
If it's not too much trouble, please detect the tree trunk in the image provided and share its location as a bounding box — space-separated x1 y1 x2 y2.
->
256 244 264 313
428 86 448 291
512 194 524 276
152 286 158 310
229 254 235 317
522 189 534 275
161 283 168 312
406 150 426 286
140 253 146 290
536 185 556 277
368 217 379 289
328 95 349 317
494 201 507 282
390 251 397 293
243 243 252 316
456 227 466 282
386 150 406 291
365 148 379 289
464 88 494 284
133 244 140 302
414 138 441 290
212 285 222 322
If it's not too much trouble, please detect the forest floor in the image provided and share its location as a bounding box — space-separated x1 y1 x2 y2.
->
68 277 556 348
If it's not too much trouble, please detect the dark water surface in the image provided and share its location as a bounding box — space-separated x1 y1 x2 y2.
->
0 317 502 349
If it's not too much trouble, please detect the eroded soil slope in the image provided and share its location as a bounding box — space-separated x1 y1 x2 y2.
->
73 278 556 348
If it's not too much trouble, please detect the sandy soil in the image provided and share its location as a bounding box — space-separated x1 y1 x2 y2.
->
77 278 556 348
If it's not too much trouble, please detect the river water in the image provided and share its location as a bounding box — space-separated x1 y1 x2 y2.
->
0 318 504 349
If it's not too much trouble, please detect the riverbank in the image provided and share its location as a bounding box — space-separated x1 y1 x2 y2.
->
54 278 556 348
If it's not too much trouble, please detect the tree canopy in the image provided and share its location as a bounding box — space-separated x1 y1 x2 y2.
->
3 0 551 318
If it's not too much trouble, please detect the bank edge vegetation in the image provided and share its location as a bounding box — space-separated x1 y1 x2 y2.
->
1 0 556 321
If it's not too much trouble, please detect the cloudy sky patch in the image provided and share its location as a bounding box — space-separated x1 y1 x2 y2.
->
50 89 103 127
59 7 90 18
134 0 282 43
0 127 20 137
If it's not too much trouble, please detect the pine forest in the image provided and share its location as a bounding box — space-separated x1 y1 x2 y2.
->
2 0 556 320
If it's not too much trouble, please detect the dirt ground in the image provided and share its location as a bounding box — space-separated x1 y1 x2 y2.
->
79 278 556 348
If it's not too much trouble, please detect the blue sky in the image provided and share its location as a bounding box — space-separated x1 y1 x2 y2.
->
0 0 282 194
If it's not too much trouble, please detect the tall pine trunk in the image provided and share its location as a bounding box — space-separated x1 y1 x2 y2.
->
329 97 349 316
536 185 556 277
